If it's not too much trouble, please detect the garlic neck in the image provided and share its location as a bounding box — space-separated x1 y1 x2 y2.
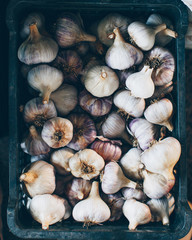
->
128 221 137 230
29 24 41 42
122 175 137 189
113 27 125 46
41 88 51 104
29 125 38 137
163 120 173 132
88 181 99 198
20 171 38 184
80 32 96 42
154 23 166 35
162 215 169 225
163 28 178 38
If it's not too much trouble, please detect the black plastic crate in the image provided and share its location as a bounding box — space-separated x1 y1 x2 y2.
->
6 0 192 239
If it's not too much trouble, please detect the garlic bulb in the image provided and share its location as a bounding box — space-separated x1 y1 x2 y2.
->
55 13 96 48
123 199 152 230
79 89 112 117
50 84 78 116
72 181 111 225
150 81 173 100
69 149 105 180
23 97 57 127
50 147 75 175
28 65 63 104
105 27 143 70
97 13 131 46
67 114 96 151
113 90 145 117
128 22 166 51
41 117 73 148
141 137 181 180
18 23 58 65
101 162 137 194
91 136 122 162
84 65 119 97
21 125 50 156
122 188 146 201
120 148 143 180
20 160 55 198
64 178 92 206
125 66 155 99
144 98 173 131
29 194 65 230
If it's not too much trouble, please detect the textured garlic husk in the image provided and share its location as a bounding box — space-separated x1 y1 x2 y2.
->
123 199 152 230
141 137 181 180
79 89 112 117
128 118 157 150
114 90 145 118
50 84 78 116
29 194 65 230
50 147 75 175
41 117 73 148
97 13 131 46
69 149 105 180
91 136 122 162
150 81 173 100
105 27 143 70
144 98 173 131
20 160 55 198
126 66 155 99
122 187 147 201
146 14 177 46
128 22 166 51
142 170 175 199
84 65 119 97
120 148 143 180
21 125 50 156
101 192 125 222
63 199 72 220
67 114 96 151
64 178 92 206
28 65 63 104
55 13 96 48
101 162 137 194
23 97 57 127
72 181 111 225
18 23 58 65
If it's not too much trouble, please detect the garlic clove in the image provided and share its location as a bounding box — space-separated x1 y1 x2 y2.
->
123 199 152 230
41 117 73 149
122 187 147 201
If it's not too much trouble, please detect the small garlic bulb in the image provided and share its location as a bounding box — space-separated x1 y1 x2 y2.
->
84 65 119 97
29 194 65 230
128 22 166 51
50 84 78 116
113 90 145 117
144 98 173 131
23 97 57 127
101 162 137 194
69 149 105 180
41 117 73 148
105 27 143 70
72 181 111 225
123 199 152 230
120 148 143 180
28 65 63 104
122 188 146 201
20 160 55 198
125 66 155 99
50 147 75 175
18 23 58 65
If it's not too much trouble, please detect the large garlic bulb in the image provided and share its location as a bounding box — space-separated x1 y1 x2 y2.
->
69 149 105 180
28 65 63 104
72 181 111 225
84 65 119 97
105 27 143 70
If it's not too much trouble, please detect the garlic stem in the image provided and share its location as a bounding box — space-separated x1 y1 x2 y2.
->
88 181 99 198
81 32 96 42
123 178 137 189
29 24 41 42
163 120 173 132
113 27 125 45
154 23 166 34
77 191 84 200
29 125 38 137
163 28 178 38
42 88 52 104
101 69 107 79
162 216 169 225
42 222 49 230
20 172 38 183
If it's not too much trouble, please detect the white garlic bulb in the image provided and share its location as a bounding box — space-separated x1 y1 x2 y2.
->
128 22 166 51
113 90 145 117
144 98 173 131
126 66 155 99
69 149 105 180
123 199 152 230
122 188 146 201
105 27 143 70
84 65 119 97
120 148 143 180
72 181 111 225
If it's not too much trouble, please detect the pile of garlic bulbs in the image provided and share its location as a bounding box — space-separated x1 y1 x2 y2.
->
18 11 180 230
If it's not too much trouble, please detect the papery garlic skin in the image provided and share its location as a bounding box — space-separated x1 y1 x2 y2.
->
144 98 173 131
126 66 155 99
123 199 152 230
69 149 105 180
122 188 146 201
